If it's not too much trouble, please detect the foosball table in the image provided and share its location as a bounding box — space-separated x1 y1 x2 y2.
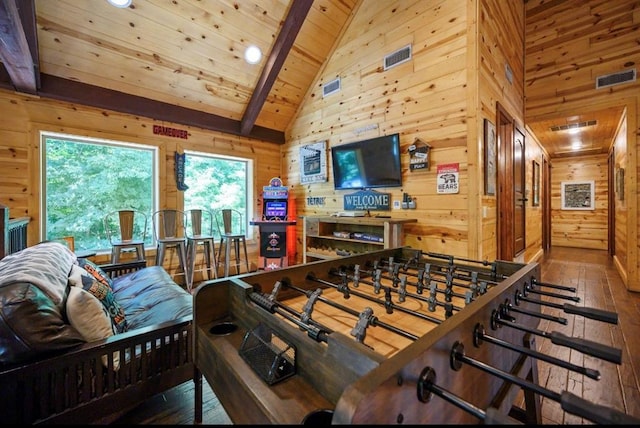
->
193 247 637 424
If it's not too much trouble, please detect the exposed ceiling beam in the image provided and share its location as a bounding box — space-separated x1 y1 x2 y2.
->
0 0 284 144
240 0 313 135
0 0 37 94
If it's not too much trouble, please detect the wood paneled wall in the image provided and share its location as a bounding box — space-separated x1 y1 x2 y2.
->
283 0 537 264
550 154 609 250
0 89 280 280
524 0 639 290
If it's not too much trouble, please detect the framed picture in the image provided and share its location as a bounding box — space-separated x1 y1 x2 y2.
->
561 180 594 210
532 160 540 207
616 167 625 201
484 119 497 195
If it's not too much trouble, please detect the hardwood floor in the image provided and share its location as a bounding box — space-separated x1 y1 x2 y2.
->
113 247 640 425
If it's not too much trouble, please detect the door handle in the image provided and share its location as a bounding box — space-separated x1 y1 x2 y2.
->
517 198 529 202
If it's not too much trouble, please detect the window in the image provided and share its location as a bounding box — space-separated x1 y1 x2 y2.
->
183 151 253 238
41 132 157 252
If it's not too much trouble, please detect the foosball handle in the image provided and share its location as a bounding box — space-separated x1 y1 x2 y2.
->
563 303 619 324
561 391 640 425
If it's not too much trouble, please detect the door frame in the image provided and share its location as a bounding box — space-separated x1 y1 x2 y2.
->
496 103 515 260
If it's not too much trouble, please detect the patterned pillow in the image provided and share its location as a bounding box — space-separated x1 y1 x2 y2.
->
77 258 114 290
69 264 127 334
66 286 120 369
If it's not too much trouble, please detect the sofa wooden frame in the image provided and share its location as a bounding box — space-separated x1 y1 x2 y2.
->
0 204 201 424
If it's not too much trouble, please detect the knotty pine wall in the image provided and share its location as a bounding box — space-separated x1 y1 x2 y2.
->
524 0 639 291
550 154 609 250
284 0 544 264
0 89 280 283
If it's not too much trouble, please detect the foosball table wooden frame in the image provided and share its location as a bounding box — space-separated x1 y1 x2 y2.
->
192 247 633 425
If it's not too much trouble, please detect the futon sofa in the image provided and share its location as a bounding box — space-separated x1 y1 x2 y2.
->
0 241 198 424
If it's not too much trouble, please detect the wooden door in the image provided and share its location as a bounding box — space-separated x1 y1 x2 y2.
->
514 127 526 255
497 103 514 260
608 147 615 256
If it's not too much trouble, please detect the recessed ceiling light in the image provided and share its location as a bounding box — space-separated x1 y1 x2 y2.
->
244 45 262 65
107 0 132 8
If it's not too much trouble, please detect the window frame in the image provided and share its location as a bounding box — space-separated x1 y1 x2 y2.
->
183 150 254 240
40 131 159 253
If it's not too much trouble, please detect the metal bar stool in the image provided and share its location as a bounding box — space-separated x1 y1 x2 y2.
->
186 208 218 288
104 209 147 263
152 209 190 290
214 208 249 277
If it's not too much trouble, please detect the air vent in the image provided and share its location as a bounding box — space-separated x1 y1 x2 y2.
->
596 68 636 89
550 120 597 132
322 78 341 98
384 45 412 70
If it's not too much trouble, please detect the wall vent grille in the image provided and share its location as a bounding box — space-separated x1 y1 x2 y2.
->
322 78 341 98
596 68 636 89
549 120 597 132
384 45 412 70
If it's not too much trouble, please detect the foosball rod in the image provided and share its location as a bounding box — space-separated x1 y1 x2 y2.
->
491 309 622 364
449 342 640 425
306 273 443 328
371 257 499 289
345 265 464 313
360 262 472 299
281 280 419 341
248 291 330 343
514 289 619 324
473 324 601 380
416 366 522 425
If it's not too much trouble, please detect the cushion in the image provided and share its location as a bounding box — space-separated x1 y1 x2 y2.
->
69 265 127 333
111 266 192 331
0 282 85 365
0 241 77 307
66 286 120 369
76 258 114 290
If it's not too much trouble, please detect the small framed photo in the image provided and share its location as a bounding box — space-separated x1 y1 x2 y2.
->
561 180 594 210
532 160 540 207
484 119 497 196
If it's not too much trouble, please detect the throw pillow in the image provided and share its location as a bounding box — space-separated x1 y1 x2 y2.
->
66 286 120 369
77 258 114 290
69 264 128 334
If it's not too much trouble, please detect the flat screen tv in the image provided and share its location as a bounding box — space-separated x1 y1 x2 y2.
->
331 133 402 190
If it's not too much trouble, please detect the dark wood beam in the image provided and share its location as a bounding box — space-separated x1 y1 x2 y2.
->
0 0 37 94
0 0 286 144
240 0 313 135
37 74 285 144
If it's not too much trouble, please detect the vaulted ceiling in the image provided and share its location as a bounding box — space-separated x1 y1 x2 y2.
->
0 0 358 144
0 0 621 155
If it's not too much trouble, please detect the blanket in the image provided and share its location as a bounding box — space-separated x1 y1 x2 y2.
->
0 241 76 306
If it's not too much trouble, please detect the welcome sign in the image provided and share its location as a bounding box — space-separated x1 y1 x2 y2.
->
344 189 391 211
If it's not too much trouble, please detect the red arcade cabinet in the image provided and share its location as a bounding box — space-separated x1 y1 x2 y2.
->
250 177 296 270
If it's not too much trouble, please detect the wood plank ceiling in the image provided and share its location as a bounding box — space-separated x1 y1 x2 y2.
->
0 0 358 144
0 0 622 155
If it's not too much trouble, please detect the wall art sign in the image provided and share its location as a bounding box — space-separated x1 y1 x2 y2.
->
343 189 391 211
300 141 327 184
436 163 459 194
408 138 431 171
561 180 594 210
174 152 189 191
484 119 497 195
154 125 188 139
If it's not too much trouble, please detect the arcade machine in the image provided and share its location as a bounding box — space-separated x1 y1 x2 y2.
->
250 177 296 270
